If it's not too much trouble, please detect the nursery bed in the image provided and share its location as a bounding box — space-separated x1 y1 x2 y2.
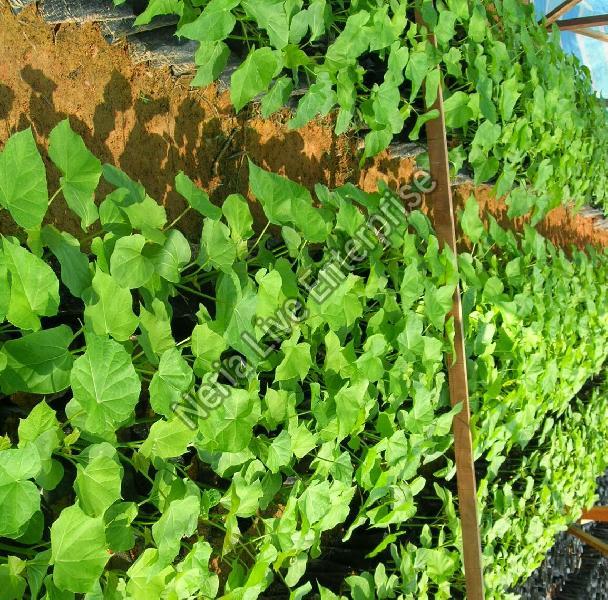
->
2 1 608 598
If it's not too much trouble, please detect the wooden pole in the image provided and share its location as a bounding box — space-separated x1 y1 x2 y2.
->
571 27 608 44
557 14 608 31
581 506 608 522
568 526 608 556
415 13 485 600
543 0 583 26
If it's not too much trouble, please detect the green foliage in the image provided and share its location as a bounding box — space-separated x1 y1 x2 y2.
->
1 129 608 598
48 120 102 229
129 0 608 217
0 128 48 229
50 505 109 593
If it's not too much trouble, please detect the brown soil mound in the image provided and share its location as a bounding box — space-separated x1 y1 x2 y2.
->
1 3 606 251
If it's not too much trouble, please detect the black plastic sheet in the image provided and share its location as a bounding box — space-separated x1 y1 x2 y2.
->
40 0 133 23
100 14 179 44
8 0 36 14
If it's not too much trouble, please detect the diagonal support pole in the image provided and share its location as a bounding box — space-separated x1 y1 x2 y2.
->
542 0 583 26
571 27 608 44
568 526 608 556
556 14 608 30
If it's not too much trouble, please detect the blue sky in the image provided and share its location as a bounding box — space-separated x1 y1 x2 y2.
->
535 0 608 98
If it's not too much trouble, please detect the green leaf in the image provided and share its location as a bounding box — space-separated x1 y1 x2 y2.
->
368 6 401 51
424 284 455 330
152 494 200 565
68 334 140 435
41 225 91 298
242 0 289 49
222 193 254 242
0 445 42 482
335 379 369 440
468 4 487 43
74 444 123 517
443 91 473 128
500 77 521 122
410 109 439 141
415 548 457 584
482 276 504 302
307 272 363 330
17 402 63 491
177 0 240 42
110 234 155 289
140 417 195 460
18 401 61 446
125 548 173 598
102 164 145 203
473 120 501 150
148 229 191 283
102 170 167 238
197 388 260 453
506 186 534 218
50 505 109 593
48 120 101 229
0 446 42 538
197 219 237 273
275 339 311 381
175 172 221 220
288 72 336 129
223 286 259 359
261 77 294 117
191 41 231 88
0 326 73 395
405 48 429 101
495 163 516 198
138 298 176 362
434 10 456 45
100 190 132 237
473 157 499 184
150 348 193 417
84 269 139 341
248 161 328 242
363 128 393 160
104 502 137 553
290 0 328 43
191 322 227 373
3 236 59 331
400 262 424 312
231 47 282 112
25 550 51 600
325 10 371 64
122 195 167 236
461 195 484 243
266 430 292 473
0 556 27 600
0 128 48 229
424 68 441 108
134 0 182 25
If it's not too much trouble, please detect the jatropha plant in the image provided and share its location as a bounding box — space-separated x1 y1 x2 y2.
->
0 122 607 598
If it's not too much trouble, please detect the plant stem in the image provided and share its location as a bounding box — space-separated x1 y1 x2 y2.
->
0 542 37 558
48 187 62 206
165 206 191 231
249 221 270 255
176 283 216 301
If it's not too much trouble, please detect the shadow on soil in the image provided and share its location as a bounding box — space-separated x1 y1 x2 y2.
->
4 65 353 241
